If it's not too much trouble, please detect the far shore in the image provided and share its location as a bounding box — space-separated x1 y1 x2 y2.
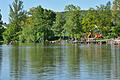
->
1 37 120 45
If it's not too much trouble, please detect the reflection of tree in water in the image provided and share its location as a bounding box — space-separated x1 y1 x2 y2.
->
111 45 120 79
0 47 3 75
82 44 113 79
10 45 27 80
9 44 64 80
7 44 120 80
29 45 54 71
29 44 63 80
67 44 81 80
10 46 20 80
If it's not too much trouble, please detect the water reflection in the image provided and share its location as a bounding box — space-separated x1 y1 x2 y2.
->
111 45 120 80
10 46 27 80
0 44 120 80
0 47 3 75
66 44 81 80
80 44 112 80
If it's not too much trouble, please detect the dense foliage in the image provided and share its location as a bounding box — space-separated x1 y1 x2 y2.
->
64 5 82 38
3 0 26 43
112 0 120 37
52 12 65 37
20 6 56 42
1 0 120 43
0 9 4 41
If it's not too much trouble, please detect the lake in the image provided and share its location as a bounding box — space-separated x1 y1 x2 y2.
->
0 43 120 80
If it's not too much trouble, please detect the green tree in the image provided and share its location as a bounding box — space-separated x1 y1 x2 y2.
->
82 8 97 38
96 1 112 37
52 12 65 37
112 0 120 37
20 6 55 42
3 0 26 43
20 6 45 42
0 9 4 41
64 4 82 38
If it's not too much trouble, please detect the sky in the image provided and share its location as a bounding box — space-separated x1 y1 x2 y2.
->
0 0 113 23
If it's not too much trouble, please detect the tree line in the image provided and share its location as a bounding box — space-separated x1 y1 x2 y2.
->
0 0 120 43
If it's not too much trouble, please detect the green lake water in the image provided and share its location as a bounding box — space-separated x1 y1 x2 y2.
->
0 43 120 80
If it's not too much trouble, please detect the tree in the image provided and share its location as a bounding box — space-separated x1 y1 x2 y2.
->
0 10 2 27
82 1 112 38
52 12 65 37
64 4 82 38
20 6 56 42
112 0 120 37
3 0 26 43
0 9 4 41
96 1 112 37
82 8 98 38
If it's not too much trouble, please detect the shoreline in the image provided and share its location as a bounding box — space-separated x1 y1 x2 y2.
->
0 38 120 45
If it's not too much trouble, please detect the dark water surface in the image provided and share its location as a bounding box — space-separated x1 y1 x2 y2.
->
0 43 120 80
